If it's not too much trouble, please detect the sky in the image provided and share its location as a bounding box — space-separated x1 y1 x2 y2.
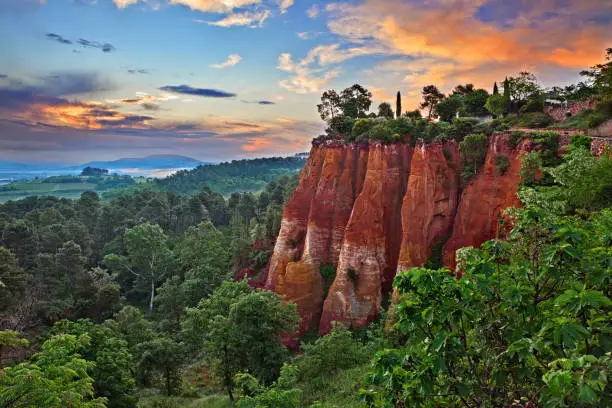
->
0 0 610 164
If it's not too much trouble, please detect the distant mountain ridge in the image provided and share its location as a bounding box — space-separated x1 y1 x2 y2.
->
71 155 208 170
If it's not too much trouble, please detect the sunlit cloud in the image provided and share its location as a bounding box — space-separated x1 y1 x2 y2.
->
277 0 293 14
210 54 242 68
199 9 270 28
306 4 319 19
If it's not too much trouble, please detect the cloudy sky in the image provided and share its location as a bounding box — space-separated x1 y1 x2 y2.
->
0 0 610 163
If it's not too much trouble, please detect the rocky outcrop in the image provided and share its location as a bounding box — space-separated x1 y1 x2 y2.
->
266 142 367 338
319 143 412 333
267 133 529 340
397 141 461 270
442 133 527 269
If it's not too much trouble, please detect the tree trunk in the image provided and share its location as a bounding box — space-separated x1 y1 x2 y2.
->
149 279 155 314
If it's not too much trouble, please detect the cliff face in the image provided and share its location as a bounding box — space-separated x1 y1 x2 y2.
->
442 133 527 269
266 133 528 339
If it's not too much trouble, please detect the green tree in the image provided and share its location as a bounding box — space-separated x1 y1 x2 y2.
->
0 247 26 312
420 85 445 120
493 81 499 95
377 102 394 119
363 206 611 408
56 240 86 299
52 319 136 408
2 220 38 269
452 83 474 95
182 280 299 401
485 93 505 116
458 133 489 181
404 109 422 120
341 84 372 118
434 94 462 122
503 76 511 115
580 48 612 96
317 90 342 122
0 333 107 408
462 88 489 117
103 222 173 313
134 337 183 395
396 91 402 119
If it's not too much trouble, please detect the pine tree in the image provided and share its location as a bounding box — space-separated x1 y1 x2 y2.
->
493 82 499 95
396 91 402 118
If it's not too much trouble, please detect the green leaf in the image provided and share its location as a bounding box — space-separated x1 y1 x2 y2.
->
578 385 597 402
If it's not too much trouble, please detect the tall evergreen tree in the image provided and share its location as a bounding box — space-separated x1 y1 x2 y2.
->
493 81 499 95
502 77 511 115
396 91 402 118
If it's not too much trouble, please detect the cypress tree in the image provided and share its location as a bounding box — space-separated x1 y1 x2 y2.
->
502 77 511 115
493 82 499 95
396 91 402 119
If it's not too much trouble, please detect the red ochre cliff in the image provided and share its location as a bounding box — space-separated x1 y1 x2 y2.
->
265 133 536 339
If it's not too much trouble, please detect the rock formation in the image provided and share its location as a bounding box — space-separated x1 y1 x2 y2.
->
265 133 540 339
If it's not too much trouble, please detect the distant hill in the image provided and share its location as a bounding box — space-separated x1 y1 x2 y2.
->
73 155 207 171
153 156 306 195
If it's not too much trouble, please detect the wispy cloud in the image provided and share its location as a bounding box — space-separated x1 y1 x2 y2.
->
77 38 116 53
306 4 319 19
199 10 270 28
127 68 150 74
241 100 276 105
159 85 236 98
46 33 72 44
210 54 242 68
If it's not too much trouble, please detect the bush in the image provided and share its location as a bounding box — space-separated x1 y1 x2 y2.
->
458 133 489 182
346 267 358 285
570 134 592 151
519 112 552 128
351 118 373 140
531 131 560 167
494 155 510 175
509 130 526 149
586 111 607 128
320 263 336 298
450 117 478 141
519 94 544 113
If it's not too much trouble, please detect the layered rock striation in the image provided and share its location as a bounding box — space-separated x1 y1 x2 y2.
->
265 133 532 339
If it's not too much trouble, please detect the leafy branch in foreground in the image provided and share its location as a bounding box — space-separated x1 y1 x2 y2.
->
363 206 611 408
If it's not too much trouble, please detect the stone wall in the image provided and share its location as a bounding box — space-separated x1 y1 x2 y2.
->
544 99 597 121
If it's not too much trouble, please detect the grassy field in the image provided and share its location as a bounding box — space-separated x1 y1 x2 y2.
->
0 175 140 203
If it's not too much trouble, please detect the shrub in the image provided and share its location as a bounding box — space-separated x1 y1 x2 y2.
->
520 112 552 128
570 134 592 151
519 94 544 113
320 263 337 298
586 111 607 128
494 155 510 175
509 130 526 149
531 131 560 166
520 151 542 186
450 117 478 141
351 118 373 139
458 133 489 182
346 267 358 285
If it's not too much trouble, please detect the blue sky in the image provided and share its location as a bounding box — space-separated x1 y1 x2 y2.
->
0 0 610 163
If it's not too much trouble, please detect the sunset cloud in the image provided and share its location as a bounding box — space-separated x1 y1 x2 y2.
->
312 0 612 108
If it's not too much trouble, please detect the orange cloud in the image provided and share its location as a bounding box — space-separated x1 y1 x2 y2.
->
242 137 272 152
320 0 611 108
